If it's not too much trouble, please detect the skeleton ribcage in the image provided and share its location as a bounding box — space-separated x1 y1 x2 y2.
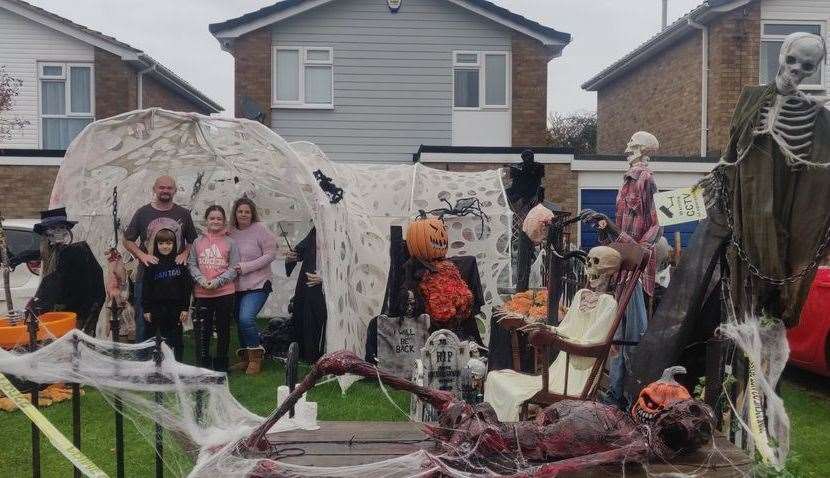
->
753 94 819 164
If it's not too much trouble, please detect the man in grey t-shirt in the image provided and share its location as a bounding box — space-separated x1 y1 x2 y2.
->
123 175 197 341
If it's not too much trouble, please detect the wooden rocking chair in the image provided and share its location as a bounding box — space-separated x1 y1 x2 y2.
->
524 242 649 410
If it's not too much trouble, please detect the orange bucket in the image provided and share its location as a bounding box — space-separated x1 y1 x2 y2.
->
0 312 77 349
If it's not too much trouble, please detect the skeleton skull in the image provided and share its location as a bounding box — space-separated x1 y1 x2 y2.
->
585 246 622 292
776 32 826 95
44 225 73 246
624 131 659 165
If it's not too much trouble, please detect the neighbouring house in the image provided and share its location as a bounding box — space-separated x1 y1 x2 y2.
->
0 0 223 218
576 0 818 248
583 0 825 158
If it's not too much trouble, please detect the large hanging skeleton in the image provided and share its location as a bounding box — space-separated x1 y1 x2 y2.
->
742 32 828 167
627 32 830 467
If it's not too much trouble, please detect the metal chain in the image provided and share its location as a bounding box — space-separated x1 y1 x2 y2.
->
719 169 830 286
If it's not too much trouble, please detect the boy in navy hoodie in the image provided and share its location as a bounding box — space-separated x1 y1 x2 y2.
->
142 228 192 360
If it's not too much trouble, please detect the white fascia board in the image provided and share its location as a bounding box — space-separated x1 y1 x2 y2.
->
419 152 572 164
447 0 567 47
0 156 62 166
0 0 140 60
212 0 337 40
571 159 715 173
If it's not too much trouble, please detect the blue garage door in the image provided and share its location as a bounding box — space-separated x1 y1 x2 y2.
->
579 189 698 250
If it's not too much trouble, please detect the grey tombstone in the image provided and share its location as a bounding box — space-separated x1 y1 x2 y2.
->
376 313 430 379
410 329 481 422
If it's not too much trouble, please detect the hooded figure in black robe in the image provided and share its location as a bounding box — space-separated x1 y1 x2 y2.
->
287 227 327 362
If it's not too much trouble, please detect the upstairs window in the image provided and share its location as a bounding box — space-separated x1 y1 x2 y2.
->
453 51 509 109
39 63 94 149
760 22 824 89
273 47 333 108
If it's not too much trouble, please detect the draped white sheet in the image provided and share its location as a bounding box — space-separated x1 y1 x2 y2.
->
51 108 511 358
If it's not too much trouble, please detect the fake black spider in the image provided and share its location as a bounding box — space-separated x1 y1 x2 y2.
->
313 169 344 204
418 197 490 239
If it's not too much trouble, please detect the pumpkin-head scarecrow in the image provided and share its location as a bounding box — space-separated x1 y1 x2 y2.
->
406 214 448 262
632 365 691 424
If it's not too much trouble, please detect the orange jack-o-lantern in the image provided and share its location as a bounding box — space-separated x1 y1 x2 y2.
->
632 366 691 423
406 216 448 261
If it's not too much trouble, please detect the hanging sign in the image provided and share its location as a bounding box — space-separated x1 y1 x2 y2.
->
653 187 707 227
387 0 402 13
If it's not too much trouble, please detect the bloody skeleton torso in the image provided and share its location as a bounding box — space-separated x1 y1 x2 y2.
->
718 84 830 327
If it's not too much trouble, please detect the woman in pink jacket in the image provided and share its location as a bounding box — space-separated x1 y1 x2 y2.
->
188 205 239 372
229 197 277 374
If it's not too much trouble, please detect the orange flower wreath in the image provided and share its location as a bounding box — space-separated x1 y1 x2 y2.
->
418 260 473 325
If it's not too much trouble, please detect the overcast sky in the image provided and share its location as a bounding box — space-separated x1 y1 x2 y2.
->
25 0 705 116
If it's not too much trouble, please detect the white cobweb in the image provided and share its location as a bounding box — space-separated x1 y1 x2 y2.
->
51 108 511 359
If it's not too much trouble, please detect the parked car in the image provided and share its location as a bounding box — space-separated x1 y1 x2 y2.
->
788 267 830 377
0 219 41 312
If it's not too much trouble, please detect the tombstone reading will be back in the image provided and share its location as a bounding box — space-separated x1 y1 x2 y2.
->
376 314 430 378
410 329 481 422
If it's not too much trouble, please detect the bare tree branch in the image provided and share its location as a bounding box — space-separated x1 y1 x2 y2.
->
546 111 597 154
0 65 29 141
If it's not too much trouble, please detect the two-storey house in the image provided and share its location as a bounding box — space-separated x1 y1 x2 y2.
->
0 0 223 218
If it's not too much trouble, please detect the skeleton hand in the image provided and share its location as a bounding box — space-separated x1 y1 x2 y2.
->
179 311 189 324
144 312 152 323
519 322 553 334
305 272 322 287
588 212 610 230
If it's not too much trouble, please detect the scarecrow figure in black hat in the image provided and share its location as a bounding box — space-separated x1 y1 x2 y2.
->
31 207 105 335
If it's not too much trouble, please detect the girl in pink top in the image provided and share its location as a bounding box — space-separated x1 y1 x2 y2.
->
229 197 277 375
188 205 239 372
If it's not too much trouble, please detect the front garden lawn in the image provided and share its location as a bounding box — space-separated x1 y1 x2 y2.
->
1 322 829 477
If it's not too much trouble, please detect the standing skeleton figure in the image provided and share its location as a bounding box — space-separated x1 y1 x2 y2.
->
628 32 830 465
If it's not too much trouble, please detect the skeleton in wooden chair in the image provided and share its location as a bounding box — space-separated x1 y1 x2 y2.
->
482 245 622 421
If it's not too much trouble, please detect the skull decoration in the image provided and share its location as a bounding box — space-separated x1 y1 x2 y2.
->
585 246 622 293
776 32 826 95
631 365 691 424
44 225 73 246
624 131 659 166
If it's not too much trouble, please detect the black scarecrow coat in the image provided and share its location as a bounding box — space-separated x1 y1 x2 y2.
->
34 242 105 335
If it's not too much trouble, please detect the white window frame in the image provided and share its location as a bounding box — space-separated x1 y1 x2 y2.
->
37 62 95 149
272 46 334 109
452 50 510 111
760 20 826 91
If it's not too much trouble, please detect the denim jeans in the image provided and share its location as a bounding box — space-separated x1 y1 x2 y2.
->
607 282 648 409
133 277 146 342
235 289 269 348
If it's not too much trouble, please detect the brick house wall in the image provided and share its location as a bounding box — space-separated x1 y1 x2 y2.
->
511 32 552 147
232 27 271 126
595 0 761 157
706 1 760 155
1 48 217 218
0 165 59 218
94 48 138 121
596 33 703 156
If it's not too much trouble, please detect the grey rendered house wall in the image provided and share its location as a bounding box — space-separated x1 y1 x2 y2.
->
271 0 511 163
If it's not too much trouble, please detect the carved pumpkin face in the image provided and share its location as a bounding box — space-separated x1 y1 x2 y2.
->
406 217 448 261
632 366 691 424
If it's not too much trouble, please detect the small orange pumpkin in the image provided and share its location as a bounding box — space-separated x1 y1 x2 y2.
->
406 216 448 261
631 365 691 423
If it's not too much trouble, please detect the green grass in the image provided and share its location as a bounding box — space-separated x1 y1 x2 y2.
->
0 321 410 477
2 324 829 477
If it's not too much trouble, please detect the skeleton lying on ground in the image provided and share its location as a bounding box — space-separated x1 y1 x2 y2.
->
234 351 714 477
